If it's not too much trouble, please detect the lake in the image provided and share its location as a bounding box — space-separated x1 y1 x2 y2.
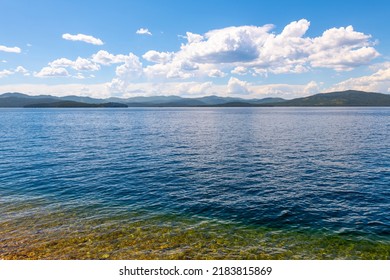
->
1 107 389 259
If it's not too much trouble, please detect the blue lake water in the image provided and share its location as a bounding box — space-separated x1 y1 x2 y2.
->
1 107 389 259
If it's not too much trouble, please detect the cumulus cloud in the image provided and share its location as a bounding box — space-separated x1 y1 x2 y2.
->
49 58 74 68
231 66 248 75
62 33 104 45
142 50 173 64
208 69 226 78
72 57 100 71
107 53 143 92
326 63 390 93
183 32 204 44
138 19 379 82
49 57 100 71
91 50 128 65
0 45 21 53
181 25 272 64
309 26 379 71
136 28 152 36
304 81 321 94
227 77 251 94
143 60 197 80
34 67 69 78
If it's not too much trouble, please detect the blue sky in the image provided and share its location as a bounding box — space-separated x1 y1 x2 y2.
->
1 0 389 98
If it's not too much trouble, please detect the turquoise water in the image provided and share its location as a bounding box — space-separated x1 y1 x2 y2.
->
1 107 389 259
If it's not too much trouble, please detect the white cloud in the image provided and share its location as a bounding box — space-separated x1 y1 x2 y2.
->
0 69 13 78
208 69 226 77
142 50 173 64
0 45 21 53
309 25 379 71
49 58 74 68
73 57 100 71
182 81 213 95
280 19 310 38
15 66 28 73
62 33 104 45
15 66 30 76
304 81 320 94
255 19 312 74
91 50 128 65
227 77 251 95
231 66 248 75
49 57 100 72
136 19 379 84
136 28 152 36
327 63 390 93
309 46 379 71
115 54 143 78
181 25 272 64
0 66 28 78
184 32 204 44
34 67 69 78
143 60 196 80
312 26 372 51
74 73 86 79
108 53 143 92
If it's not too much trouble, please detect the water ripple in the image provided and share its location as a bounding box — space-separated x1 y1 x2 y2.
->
1 107 390 248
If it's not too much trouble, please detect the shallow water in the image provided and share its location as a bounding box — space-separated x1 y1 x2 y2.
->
1 107 389 259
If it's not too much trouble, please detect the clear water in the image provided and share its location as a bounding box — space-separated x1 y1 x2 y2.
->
1 107 389 259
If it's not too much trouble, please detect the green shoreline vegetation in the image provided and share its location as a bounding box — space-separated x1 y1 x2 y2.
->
1 201 389 260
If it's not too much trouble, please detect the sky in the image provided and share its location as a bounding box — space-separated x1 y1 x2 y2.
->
1 0 390 99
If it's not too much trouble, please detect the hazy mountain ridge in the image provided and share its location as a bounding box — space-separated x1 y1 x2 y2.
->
24 101 128 108
1 90 390 107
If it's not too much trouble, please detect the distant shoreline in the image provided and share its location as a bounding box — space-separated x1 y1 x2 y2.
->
2 90 390 107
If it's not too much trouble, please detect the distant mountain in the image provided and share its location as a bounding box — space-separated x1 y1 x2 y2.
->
197 95 244 105
124 95 184 104
0 92 31 98
274 90 390 106
250 97 286 105
126 96 206 107
0 92 286 107
60 95 105 104
0 92 60 107
24 101 128 108
1 90 390 107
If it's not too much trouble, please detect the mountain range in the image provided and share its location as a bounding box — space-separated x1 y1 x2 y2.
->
1 90 390 107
